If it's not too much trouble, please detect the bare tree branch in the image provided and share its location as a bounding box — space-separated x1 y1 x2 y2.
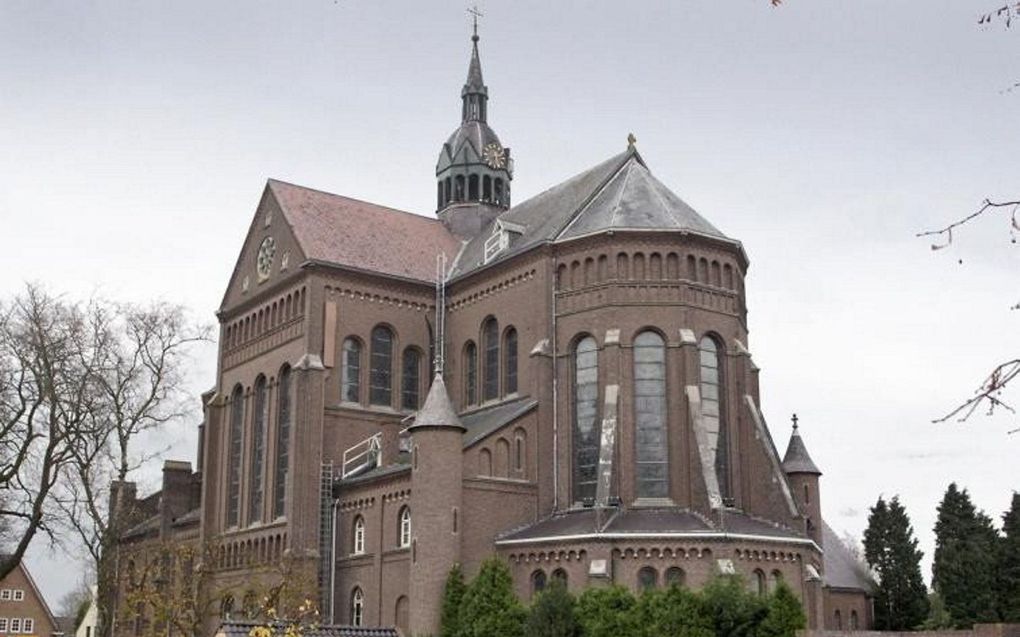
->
933 359 1020 433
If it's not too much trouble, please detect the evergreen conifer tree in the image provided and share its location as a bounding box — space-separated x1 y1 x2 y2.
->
524 579 580 637
575 585 638 637
439 563 467 637
758 583 807 637
862 496 928 629
457 557 526 637
998 493 1020 622
932 483 1000 627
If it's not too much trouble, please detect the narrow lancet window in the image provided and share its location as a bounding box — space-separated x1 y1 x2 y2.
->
634 331 668 498
370 326 394 406
248 375 267 524
227 385 244 527
699 336 730 499
273 366 291 519
483 318 499 401
573 336 599 502
341 338 361 403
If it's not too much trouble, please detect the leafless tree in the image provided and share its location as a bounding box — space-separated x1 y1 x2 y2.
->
0 284 107 580
917 200 1020 431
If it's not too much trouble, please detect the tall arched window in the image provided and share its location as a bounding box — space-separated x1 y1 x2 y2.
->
638 566 658 591
665 567 686 587
468 174 479 200
351 588 364 627
634 331 668 499
531 570 547 597
770 570 783 593
483 318 499 401
753 569 767 596
341 338 361 403
834 610 842 631
850 610 859 630
227 385 244 528
402 349 421 410
483 175 492 202
464 342 477 406
699 336 730 499
573 336 599 502
398 507 411 548
248 376 267 525
274 366 291 519
370 326 394 406
352 516 365 555
504 327 518 395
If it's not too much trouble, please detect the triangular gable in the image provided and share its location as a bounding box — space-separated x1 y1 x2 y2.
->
219 183 308 312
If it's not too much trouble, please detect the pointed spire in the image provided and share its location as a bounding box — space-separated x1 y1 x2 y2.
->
409 374 465 431
460 11 488 123
782 414 821 475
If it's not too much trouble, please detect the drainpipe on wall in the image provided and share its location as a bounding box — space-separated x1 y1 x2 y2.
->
329 496 339 624
550 254 560 511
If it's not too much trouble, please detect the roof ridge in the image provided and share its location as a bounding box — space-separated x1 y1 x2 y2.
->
551 150 635 241
268 179 442 225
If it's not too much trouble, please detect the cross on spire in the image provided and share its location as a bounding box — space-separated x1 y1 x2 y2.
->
467 5 483 41
791 413 799 431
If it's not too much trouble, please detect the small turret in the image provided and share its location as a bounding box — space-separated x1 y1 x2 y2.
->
782 414 822 545
407 374 465 636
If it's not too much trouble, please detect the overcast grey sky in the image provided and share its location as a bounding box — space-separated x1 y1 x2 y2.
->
2 0 1017 607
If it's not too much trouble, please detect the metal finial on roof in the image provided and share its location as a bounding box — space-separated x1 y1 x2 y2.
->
627 132 637 149
791 413 799 431
468 5 483 42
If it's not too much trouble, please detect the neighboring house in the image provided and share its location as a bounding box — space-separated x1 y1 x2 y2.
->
74 586 99 637
0 555 62 636
108 22 875 637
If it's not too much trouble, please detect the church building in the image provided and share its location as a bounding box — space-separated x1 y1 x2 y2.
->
110 25 873 636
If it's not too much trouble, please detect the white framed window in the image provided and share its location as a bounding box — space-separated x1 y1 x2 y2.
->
22 618 33 633
0 590 10 601
351 588 364 627
11 591 21 602
9 619 20 633
399 507 411 548
0 617 8 631
352 516 365 555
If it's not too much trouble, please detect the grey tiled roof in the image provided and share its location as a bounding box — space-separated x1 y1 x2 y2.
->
461 396 538 447
215 621 398 637
497 507 807 543
450 148 736 278
781 429 822 475
822 522 875 593
410 374 464 430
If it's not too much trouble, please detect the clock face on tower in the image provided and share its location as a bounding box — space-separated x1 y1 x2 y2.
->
482 142 505 169
256 236 276 282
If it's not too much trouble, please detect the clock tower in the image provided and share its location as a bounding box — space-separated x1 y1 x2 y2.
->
435 27 512 237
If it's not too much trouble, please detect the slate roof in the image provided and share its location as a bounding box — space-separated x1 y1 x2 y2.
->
449 148 738 277
782 427 822 475
410 374 464 430
496 507 808 543
268 179 461 284
461 396 538 447
822 522 875 593
215 621 398 637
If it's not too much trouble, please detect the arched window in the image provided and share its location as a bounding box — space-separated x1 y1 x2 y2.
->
341 338 361 403
804 484 810 505
351 588 364 627
770 570 783 593
437 182 443 209
638 566 658 591
468 174 479 200
834 610 842 631
479 448 492 476
753 569 767 596
531 570 547 597
398 507 411 548
483 175 492 202
220 594 235 620
370 326 394 406
352 516 365 555
227 385 244 528
665 567 685 587
514 429 526 473
850 610 859 630
444 178 451 205
464 341 478 406
494 178 504 206
454 175 465 202
274 366 291 519
395 596 409 635
700 336 730 499
504 327 518 395
551 568 567 587
249 376 268 525
402 349 421 410
483 318 499 401
634 331 668 499
573 336 599 502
